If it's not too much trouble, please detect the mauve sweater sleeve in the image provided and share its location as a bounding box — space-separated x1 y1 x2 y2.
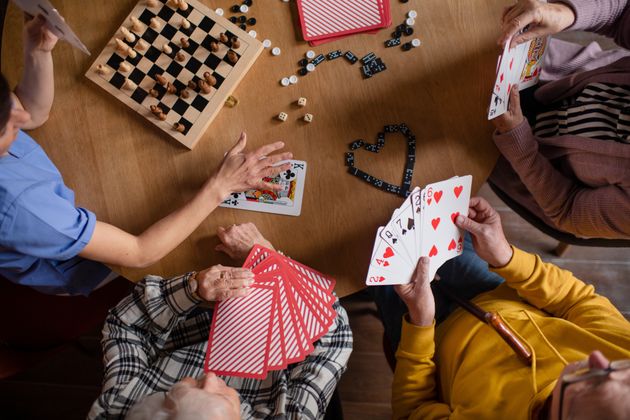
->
553 0 630 47
493 121 630 239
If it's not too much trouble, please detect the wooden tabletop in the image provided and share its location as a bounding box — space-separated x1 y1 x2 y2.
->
2 0 504 297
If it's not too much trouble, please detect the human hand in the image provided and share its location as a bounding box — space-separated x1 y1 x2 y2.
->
24 14 59 53
455 197 513 268
193 265 254 301
215 222 274 261
210 132 293 197
491 87 524 133
498 0 575 47
394 257 435 326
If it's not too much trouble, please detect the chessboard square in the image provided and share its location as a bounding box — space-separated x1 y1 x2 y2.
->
144 45 161 62
131 88 149 104
181 37 200 55
172 79 187 92
161 93 178 107
208 23 224 39
157 5 176 22
147 64 164 79
155 53 171 69
154 34 170 49
142 27 160 44
129 68 146 84
212 73 225 90
172 98 190 115
200 35 218 51
183 108 200 124
214 61 233 79
138 9 156 25
195 48 210 63
187 9 204 26
204 54 222 70
106 53 125 70
166 61 184 77
198 16 215 32
152 83 167 100
125 53 142 66
136 57 153 73
175 5 193 18
191 94 209 112
184 56 202 73
161 23 178 40
190 27 207 44
176 117 193 135
109 72 126 89
177 68 195 82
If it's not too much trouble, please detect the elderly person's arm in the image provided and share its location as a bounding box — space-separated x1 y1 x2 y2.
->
88 267 253 419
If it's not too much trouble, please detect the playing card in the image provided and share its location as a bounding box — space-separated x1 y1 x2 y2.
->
12 0 90 55
204 284 275 379
410 187 423 255
380 209 414 267
219 161 307 216
391 199 417 263
252 274 287 370
518 36 548 90
420 175 472 281
366 228 415 285
488 37 517 120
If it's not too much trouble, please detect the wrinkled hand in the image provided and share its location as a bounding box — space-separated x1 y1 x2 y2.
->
394 257 435 327
455 197 513 268
24 14 59 53
491 87 524 133
194 265 254 301
499 0 575 47
215 223 274 261
212 132 292 197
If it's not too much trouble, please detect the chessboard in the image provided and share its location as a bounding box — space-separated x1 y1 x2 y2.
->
85 0 263 149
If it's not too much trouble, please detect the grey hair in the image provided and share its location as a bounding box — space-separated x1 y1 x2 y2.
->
126 390 235 420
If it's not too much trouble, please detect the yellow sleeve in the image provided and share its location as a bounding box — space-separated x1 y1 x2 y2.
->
392 316 451 420
491 247 630 345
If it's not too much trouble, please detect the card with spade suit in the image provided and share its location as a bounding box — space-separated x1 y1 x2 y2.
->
219 160 307 216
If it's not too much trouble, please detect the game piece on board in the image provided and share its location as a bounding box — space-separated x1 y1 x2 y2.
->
178 0 189 11
225 95 239 107
155 74 167 86
297 97 307 107
123 78 137 90
219 32 229 43
174 122 186 132
198 80 212 94
303 113 313 123
176 51 185 62
231 37 241 49
271 47 281 56
119 61 131 72
162 43 172 54
203 71 217 86
166 82 177 94
280 77 290 87
181 18 191 29
277 112 288 122
227 51 239 64
180 89 190 99
131 16 143 32
149 17 161 30
126 47 137 59
96 64 110 75
149 88 158 97
136 39 148 50
115 38 127 52
208 41 219 52
121 27 136 42
187 80 197 90
180 37 190 48
146 0 158 6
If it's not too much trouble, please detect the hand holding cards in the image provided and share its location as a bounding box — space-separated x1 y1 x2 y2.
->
204 245 336 379
366 175 472 286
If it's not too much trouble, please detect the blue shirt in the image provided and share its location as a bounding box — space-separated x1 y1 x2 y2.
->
0 130 110 295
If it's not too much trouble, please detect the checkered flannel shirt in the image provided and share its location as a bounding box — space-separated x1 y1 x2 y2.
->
88 273 353 419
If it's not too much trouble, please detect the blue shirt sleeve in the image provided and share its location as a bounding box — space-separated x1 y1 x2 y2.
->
0 181 97 261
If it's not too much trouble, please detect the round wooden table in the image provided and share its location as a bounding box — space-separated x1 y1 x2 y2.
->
2 0 504 297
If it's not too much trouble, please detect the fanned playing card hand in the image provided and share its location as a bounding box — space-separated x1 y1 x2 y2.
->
366 175 472 286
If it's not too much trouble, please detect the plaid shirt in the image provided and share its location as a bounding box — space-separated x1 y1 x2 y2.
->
88 273 353 419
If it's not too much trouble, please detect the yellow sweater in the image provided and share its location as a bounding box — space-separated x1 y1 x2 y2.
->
392 247 630 420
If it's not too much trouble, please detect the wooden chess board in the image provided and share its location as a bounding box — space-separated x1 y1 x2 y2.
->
85 0 263 149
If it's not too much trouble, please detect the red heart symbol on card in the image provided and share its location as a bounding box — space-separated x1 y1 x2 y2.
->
458 236 463 243
451 212 459 224
427 198 432 205
429 245 438 257
383 247 394 258
382 261 390 266
454 186 463 198
431 218 440 230
376 276 385 282
448 239 456 250
434 190 443 203
509 58 514 70
500 73 504 83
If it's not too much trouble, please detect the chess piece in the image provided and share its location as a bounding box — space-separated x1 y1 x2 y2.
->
130 16 143 32
123 79 137 90
162 43 173 54
150 105 163 115
219 33 229 43
166 82 177 94
121 27 135 43
181 18 191 29
203 71 216 87
150 17 161 30
180 89 190 99
198 80 212 94
149 88 159 97
226 51 238 64
136 39 149 51
209 41 219 52
180 37 190 48
119 62 131 72
126 47 137 59
96 64 110 75
178 0 188 11
157 112 167 121
175 51 185 62
231 37 240 49
173 122 186 133
115 38 127 53
155 74 168 86
187 80 198 90
146 0 158 6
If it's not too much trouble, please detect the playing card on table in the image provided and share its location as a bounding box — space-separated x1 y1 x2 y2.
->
12 0 90 55
420 175 472 281
220 160 306 216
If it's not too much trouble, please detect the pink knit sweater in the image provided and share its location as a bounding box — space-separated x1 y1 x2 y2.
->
490 0 630 239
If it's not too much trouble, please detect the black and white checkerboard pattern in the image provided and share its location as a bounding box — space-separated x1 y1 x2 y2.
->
87 0 262 149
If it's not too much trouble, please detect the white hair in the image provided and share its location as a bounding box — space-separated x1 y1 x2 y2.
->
126 391 234 420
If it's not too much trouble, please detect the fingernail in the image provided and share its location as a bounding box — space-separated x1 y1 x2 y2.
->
421 257 429 265
456 215 464 224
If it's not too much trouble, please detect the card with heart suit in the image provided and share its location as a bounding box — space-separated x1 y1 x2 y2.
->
205 246 337 379
366 177 472 286
219 161 307 216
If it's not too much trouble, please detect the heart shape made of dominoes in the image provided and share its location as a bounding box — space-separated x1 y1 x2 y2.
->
345 124 417 198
